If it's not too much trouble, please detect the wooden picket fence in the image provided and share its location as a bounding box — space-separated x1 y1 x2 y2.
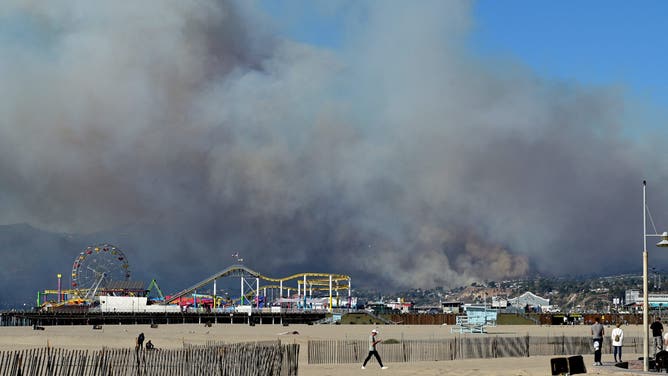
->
0 342 299 376
308 335 642 364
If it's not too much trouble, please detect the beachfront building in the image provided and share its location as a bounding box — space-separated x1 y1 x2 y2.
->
508 291 550 312
441 301 462 314
626 289 668 309
386 298 413 313
625 289 640 305
491 296 508 308
98 296 180 313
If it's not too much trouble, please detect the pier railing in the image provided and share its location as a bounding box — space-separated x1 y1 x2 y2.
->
2 310 327 326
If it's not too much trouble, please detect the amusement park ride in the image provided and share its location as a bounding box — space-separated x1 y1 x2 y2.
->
37 244 353 313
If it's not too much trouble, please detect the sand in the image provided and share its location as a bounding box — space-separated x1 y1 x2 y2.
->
0 323 653 375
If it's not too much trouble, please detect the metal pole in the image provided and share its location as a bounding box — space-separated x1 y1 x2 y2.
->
256 277 260 307
280 280 283 298
329 275 333 312
644 180 649 372
349 278 352 309
213 279 217 309
57 274 62 303
241 276 245 305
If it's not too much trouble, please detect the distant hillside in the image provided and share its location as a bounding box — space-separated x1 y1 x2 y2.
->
354 274 649 313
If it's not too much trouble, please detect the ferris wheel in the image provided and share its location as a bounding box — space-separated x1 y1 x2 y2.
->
70 244 130 294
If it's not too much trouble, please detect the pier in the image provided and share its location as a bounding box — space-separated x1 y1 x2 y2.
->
1 311 326 327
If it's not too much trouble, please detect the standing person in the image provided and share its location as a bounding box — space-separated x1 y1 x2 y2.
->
591 317 604 366
137 332 145 350
361 329 388 370
651 317 664 356
611 322 624 363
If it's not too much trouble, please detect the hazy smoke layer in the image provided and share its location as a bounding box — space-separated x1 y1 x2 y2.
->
1 0 667 301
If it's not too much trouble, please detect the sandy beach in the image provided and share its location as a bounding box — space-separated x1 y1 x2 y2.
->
0 323 654 375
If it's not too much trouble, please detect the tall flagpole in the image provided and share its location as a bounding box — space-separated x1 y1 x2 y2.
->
643 180 649 372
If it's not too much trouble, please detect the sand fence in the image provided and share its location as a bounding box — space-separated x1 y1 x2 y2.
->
0 341 299 376
307 335 643 364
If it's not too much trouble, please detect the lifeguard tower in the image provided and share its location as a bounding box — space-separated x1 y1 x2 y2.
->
450 306 497 334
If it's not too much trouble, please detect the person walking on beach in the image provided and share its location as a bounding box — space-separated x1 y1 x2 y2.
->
362 329 388 370
591 317 604 366
137 332 145 350
652 317 664 356
611 322 624 363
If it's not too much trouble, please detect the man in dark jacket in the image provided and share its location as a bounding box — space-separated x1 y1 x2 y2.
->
651 317 664 357
137 332 145 350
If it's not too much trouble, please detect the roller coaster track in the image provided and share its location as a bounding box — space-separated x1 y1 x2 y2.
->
244 284 350 297
164 264 351 304
223 284 351 306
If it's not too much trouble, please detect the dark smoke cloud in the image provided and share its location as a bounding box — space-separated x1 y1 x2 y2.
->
1 0 668 304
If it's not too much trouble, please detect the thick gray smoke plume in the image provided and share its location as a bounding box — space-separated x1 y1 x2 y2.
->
1 0 668 303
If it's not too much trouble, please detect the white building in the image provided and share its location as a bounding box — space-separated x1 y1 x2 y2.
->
626 289 639 306
508 292 549 309
491 296 508 308
627 290 668 308
98 296 180 313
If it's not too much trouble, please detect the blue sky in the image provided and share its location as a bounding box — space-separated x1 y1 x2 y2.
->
471 0 668 106
261 0 668 108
